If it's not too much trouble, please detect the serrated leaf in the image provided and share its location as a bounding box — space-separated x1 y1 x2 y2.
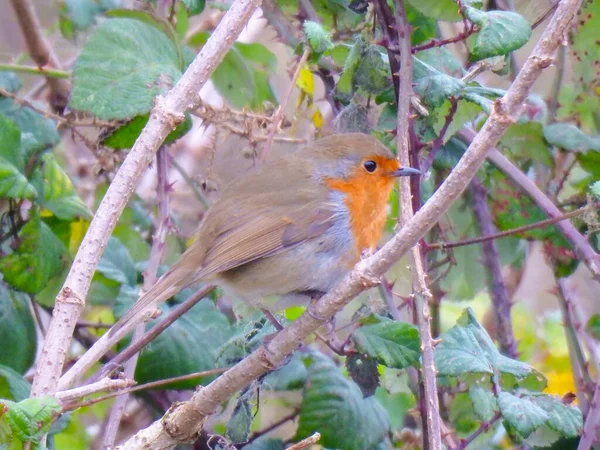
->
354 46 390 95
0 364 31 401
543 123 600 152
352 315 420 369
526 394 582 438
0 115 37 199
465 7 532 61
226 395 253 444
70 18 182 120
303 21 334 54
102 113 192 149
0 287 36 374
498 392 548 438
469 386 497 421
0 216 68 294
5 396 61 444
413 57 465 107
406 4 437 45
405 0 461 21
181 0 205 15
97 237 136 286
296 352 389 450
30 153 92 220
334 36 368 103
499 121 553 167
435 308 547 389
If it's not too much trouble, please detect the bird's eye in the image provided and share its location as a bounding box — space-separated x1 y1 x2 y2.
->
364 160 377 172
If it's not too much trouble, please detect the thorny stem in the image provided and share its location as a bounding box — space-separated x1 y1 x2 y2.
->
394 1 441 449
260 46 310 162
579 382 600 450
470 178 518 358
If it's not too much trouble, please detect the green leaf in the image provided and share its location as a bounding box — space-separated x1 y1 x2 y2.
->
500 121 553 167
0 364 31 401
263 353 307 391
0 96 59 159
30 153 92 220
181 0 205 15
70 18 183 120
334 37 368 103
243 438 285 450
4 396 61 443
102 113 192 149
465 7 532 61
586 313 600 339
0 287 36 374
212 47 256 108
353 46 391 95
526 394 582 438
413 57 465 108
226 394 253 444
296 352 389 450
497 392 548 438
0 72 21 92
435 308 547 389
406 4 437 45
352 315 420 369
303 21 334 54
59 0 119 37
405 0 461 22
590 182 600 201
469 386 497 421
0 115 37 199
543 123 600 152
235 42 277 70
0 216 68 294
97 237 137 286
432 99 482 145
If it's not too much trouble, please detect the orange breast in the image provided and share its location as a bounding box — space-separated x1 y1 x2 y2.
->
326 163 397 257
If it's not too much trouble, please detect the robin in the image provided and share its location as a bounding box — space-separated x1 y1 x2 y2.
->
110 133 420 335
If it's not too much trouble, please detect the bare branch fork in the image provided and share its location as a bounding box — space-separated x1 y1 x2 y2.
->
30 0 265 399
114 1 582 448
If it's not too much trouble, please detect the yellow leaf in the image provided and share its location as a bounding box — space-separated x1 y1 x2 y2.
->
296 65 314 97
312 109 324 129
68 219 89 255
544 369 576 398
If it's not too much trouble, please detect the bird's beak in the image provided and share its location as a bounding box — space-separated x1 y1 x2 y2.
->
391 167 421 177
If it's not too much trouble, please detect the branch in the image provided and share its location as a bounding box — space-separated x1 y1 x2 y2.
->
0 64 70 79
394 1 441 449
55 378 134 404
8 0 71 110
30 0 264 399
470 178 517 358
114 0 584 448
579 381 600 450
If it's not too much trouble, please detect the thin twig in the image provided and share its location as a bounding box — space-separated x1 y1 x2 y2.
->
56 378 134 403
394 1 441 449
259 46 310 162
422 98 458 174
429 202 596 250
287 433 321 450
411 24 476 54
31 0 263 399
0 64 70 79
62 367 229 412
86 285 215 385
452 412 502 450
0 87 117 128
246 409 299 443
102 147 171 448
470 178 518 358
8 0 71 110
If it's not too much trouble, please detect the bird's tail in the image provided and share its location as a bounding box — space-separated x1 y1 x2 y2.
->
108 264 191 337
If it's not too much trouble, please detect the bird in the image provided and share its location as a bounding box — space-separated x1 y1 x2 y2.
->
110 133 420 336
